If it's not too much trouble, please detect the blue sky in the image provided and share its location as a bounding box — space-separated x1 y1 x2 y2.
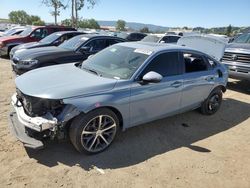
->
0 0 249 27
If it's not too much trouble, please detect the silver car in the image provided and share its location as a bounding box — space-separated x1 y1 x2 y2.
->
9 39 228 154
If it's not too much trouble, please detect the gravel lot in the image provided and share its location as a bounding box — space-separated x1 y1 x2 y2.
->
0 57 250 188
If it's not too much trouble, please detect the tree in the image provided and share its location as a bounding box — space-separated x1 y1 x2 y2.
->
70 0 98 28
226 24 232 36
42 0 65 25
61 19 72 26
140 27 149 33
8 10 30 24
8 10 45 25
78 18 100 29
116 19 126 31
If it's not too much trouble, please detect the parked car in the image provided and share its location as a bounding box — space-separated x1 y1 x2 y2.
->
221 33 250 80
9 37 228 153
0 26 26 37
117 32 147 41
11 34 126 75
0 25 76 57
141 34 181 44
10 31 85 59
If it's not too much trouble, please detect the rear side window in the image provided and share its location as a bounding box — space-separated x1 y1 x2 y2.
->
141 52 180 77
182 52 209 73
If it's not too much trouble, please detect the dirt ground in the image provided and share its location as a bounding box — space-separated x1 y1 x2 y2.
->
0 57 250 188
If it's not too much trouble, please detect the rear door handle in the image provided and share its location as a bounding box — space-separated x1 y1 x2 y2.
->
171 81 182 88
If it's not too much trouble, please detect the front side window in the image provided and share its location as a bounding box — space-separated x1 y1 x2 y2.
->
183 52 209 73
141 52 180 77
30 28 48 39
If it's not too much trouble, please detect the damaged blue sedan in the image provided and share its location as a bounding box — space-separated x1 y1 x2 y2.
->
10 37 228 154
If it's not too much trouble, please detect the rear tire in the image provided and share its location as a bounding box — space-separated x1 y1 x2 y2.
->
200 88 223 115
69 108 119 154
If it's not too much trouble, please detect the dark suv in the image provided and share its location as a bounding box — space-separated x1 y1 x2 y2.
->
0 25 76 57
222 33 250 80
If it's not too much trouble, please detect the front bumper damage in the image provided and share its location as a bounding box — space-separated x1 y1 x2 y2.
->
9 94 80 149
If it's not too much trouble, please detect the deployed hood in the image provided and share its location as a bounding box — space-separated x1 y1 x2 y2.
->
177 35 227 61
14 46 73 60
15 63 117 99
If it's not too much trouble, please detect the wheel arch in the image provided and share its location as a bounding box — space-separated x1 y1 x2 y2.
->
87 106 124 130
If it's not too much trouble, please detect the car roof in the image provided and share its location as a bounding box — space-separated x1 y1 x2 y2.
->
51 31 84 35
116 41 194 53
75 34 126 40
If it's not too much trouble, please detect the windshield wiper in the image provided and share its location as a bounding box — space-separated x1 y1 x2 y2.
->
82 67 101 76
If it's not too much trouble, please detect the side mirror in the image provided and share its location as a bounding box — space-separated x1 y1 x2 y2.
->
142 71 163 83
53 40 61 46
80 46 91 53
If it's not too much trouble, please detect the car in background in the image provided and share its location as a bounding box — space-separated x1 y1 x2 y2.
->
10 31 84 59
0 26 26 37
11 34 126 75
9 37 227 153
141 34 181 44
0 25 76 57
117 32 147 41
221 32 250 80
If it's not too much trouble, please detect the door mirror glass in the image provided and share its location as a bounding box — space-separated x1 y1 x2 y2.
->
142 71 163 83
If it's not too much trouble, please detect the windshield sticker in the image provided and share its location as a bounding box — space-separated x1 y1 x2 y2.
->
110 48 117 52
134 49 152 55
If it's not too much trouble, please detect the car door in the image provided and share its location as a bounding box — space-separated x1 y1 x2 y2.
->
180 51 216 111
129 51 183 127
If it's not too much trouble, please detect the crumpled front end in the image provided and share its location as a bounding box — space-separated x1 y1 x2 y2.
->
9 91 80 149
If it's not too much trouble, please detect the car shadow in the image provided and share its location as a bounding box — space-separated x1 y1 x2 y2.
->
227 79 250 94
26 98 250 170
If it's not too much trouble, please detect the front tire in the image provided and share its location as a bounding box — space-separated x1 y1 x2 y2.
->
200 88 223 115
69 108 119 154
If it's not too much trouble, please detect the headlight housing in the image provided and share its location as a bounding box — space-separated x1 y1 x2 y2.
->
20 59 38 66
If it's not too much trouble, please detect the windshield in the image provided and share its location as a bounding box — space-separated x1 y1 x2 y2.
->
233 33 250 43
19 27 33 36
59 35 87 50
40 33 61 43
141 35 160 42
81 45 150 79
3 28 17 36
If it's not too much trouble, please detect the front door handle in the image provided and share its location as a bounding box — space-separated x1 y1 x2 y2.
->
171 81 182 88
